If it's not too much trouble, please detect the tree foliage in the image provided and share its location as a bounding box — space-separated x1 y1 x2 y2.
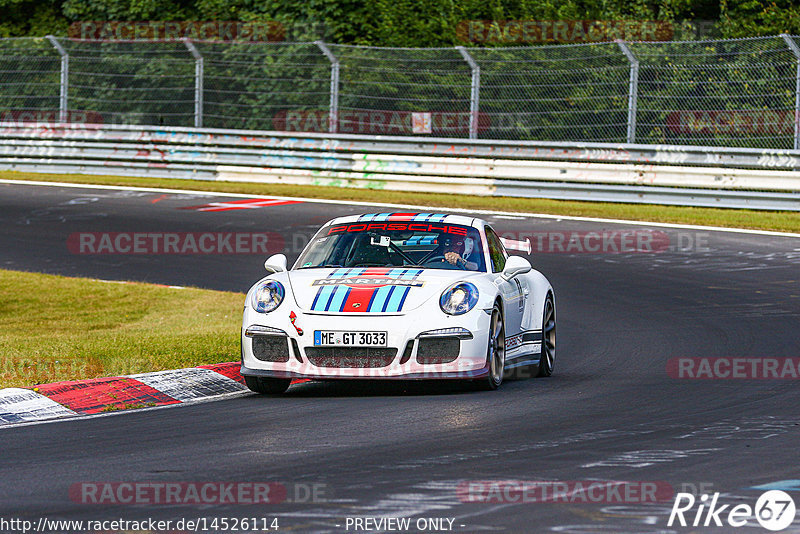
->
0 0 799 43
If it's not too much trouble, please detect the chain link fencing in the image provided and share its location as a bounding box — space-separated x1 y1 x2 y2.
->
1 35 800 149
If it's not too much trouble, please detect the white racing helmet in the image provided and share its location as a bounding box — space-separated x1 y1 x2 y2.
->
463 237 474 257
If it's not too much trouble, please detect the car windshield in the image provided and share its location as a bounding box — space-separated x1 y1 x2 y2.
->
295 221 486 272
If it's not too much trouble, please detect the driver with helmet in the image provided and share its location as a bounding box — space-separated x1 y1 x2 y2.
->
443 236 479 270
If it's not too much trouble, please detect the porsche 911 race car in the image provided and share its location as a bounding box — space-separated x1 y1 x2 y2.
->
240 213 556 393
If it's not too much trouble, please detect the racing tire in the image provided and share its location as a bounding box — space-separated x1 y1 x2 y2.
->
537 294 556 377
477 303 506 390
244 375 291 394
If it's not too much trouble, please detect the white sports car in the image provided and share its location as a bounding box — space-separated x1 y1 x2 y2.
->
240 212 556 393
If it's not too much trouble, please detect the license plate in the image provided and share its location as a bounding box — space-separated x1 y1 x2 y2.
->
313 330 387 346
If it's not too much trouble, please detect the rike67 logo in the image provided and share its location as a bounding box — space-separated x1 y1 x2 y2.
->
668 490 796 531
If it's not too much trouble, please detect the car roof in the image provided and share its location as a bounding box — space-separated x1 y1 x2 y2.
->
327 212 480 228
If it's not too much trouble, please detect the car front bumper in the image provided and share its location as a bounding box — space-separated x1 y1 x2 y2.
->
241 306 491 380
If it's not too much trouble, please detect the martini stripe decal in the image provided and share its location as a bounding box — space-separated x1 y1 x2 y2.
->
310 268 423 313
367 285 393 312
328 287 350 312
385 286 405 312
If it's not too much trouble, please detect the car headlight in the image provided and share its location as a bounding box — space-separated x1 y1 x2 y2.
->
440 282 479 315
251 280 285 313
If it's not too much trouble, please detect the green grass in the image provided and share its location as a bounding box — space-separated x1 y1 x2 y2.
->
3 170 800 233
101 402 155 412
0 269 243 388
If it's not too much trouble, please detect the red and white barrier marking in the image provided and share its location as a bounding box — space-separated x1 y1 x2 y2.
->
0 362 253 427
131 367 244 401
181 198 302 212
0 388 78 424
198 362 247 385
34 377 181 415
0 363 315 427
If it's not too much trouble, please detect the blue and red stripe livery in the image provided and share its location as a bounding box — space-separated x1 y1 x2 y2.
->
310 268 423 313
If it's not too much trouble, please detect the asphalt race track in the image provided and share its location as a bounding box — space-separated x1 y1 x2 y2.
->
2 180 800 533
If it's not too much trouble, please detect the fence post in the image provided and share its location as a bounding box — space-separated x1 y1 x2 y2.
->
616 40 639 144
781 34 800 151
183 39 204 128
315 41 339 134
456 46 480 140
46 36 68 123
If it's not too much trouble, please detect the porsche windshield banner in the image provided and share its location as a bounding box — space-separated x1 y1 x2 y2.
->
327 223 467 236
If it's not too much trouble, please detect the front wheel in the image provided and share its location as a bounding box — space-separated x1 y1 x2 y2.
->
244 375 291 394
477 304 505 390
537 295 556 377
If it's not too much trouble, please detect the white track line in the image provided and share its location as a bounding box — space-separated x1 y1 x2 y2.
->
1 178 799 238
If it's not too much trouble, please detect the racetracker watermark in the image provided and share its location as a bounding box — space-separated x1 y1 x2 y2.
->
506 230 670 254
457 20 675 43
273 110 490 135
281 230 709 256
0 516 281 533
0 357 94 382
69 482 327 505
498 230 710 254
667 110 797 135
667 358 800 379
457 480 674 504
0 110 104 126
69 21 285 41
67 232 284 255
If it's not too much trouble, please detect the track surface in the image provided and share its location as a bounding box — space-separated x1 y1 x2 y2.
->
2 182 800 533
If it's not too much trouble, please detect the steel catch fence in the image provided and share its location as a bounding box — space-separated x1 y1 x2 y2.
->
1 35 800 149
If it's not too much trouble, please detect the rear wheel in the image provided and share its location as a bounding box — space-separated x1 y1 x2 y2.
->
477 304 505 390
244 375 291 394
537 295 556 377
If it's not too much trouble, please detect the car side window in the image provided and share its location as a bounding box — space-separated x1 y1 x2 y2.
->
485 226 507 273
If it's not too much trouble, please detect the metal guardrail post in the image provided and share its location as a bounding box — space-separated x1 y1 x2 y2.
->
46 36 69 123
456 46 480 140
781 34 800 151
616 40 639 144
315 41 339 134
183 39 204 128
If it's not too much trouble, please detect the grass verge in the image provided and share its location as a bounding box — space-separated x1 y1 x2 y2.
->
2 171 800 234
0 269 243 388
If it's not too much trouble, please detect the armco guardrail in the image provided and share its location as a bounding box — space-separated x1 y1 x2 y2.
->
1 123 799 210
